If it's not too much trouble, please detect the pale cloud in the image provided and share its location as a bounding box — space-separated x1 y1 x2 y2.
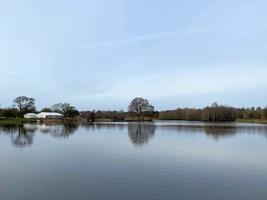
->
76 66 267 101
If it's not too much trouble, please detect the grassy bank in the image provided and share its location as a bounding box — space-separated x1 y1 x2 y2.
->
0 118 35 125
1 117 267 125
0 118 78 126
236 119 267 124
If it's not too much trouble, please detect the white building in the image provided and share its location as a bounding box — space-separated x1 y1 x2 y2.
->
24 113 38 119
36 112 64 119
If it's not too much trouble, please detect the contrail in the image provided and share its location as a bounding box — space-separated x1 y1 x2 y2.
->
65 27 223 49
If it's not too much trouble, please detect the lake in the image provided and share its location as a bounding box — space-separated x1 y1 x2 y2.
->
0 121 267 200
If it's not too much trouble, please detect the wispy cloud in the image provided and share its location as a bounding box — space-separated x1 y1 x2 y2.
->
65 27 224 49
66 22 267 50
0 74 17 79
76 66 267 101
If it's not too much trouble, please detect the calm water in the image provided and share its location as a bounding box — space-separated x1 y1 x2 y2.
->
1 121 267 200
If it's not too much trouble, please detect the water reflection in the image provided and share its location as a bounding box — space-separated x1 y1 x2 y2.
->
1 122 267 200
11 127 35 148
0 125 21 134
127 123 155 146
0 123 79 148
82 122 126 131
167 125 267 140
39 123 79 138
0 125 35 148
1 122 267 148
81 122 156 145
82 122 267 144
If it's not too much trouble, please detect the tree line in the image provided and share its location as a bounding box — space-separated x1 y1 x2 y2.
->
1 96 267 122
0 97 157 121
80 97 156 122
159 102 267 122
0 96 79 118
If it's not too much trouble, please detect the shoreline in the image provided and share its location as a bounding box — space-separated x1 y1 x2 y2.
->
235 118 267 124
1 118 267 125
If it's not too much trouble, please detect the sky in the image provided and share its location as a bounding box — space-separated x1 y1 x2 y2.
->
0 0 267 111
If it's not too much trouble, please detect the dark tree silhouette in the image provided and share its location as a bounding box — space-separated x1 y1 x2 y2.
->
128 97 154 121
52 103 79 118
264 106 267 119
1 108 18 118
13 96 35 116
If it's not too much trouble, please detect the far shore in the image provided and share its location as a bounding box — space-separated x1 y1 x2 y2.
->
235 118 267 124
1 117 267 126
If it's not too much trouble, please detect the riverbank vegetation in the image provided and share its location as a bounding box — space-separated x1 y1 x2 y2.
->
159 102 267 123
235 118 267 124
0 96 79 119
0 118 35 125
1 96 267 124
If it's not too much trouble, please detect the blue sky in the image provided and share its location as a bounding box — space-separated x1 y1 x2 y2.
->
0 0 267 110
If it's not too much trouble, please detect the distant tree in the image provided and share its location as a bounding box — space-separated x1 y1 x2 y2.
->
211 102 219 107
263 106 267 119
51 103 63 112
80 111 96 122
13 96 35 116
41 108 52 112
52 103 79 118
2 108 19 118
128 97 154 121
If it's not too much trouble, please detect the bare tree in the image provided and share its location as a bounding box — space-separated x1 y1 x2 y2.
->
13 96 35 116
52 103 79 118
128 97 154 121
51 103 63 112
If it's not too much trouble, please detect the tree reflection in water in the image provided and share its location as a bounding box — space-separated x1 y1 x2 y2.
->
203 125 267 140
167 124 267 141
0 123 79 148
1 122 267 148
203 126 238 140
0 125 20 135
127 123 156 146
0 125 35 148
10 126 35 148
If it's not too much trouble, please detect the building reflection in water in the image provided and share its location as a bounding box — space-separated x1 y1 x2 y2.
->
0 123 79 148
37 123 79 138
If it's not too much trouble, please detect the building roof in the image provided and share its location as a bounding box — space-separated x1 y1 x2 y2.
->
36 112 64 118
24 113 38 118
